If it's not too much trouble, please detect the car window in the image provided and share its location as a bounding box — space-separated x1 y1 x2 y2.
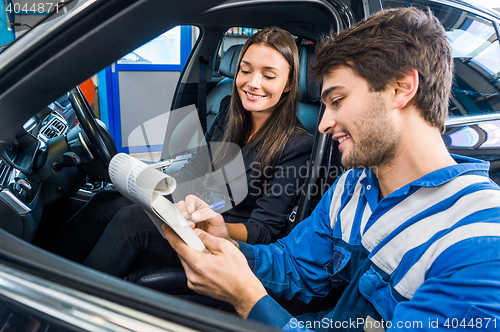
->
107 26 200 157
219 27 260 55
218 26 307 56
383 0 500 119
119 26 199 65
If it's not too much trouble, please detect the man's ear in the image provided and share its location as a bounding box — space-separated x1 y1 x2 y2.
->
391 68 418 110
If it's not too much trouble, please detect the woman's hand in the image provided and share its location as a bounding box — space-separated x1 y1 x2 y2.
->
175 194 209 219
175 195 232 242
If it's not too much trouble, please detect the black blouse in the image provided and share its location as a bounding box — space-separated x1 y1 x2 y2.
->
173 97 314 244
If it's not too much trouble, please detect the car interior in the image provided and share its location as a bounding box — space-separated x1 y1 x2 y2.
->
0 0 499 329
52 1 345 313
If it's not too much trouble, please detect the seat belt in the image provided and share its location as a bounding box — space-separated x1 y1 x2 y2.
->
198 55 212 133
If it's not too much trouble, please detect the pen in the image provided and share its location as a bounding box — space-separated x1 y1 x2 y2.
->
184 200 226 219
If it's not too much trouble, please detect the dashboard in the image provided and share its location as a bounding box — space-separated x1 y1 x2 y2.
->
1 106 70 187
0 96 80 241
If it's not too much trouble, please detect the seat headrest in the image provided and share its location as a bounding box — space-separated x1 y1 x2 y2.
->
298 44 320 103
219 44 243 79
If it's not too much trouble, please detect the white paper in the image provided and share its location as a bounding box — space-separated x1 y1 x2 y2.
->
109 153 207 253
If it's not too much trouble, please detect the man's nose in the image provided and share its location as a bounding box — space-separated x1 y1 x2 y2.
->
318 108 337 134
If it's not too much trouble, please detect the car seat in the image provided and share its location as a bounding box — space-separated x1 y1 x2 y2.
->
205 44 242 127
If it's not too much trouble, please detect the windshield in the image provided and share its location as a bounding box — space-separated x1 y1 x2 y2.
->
0 0 79 52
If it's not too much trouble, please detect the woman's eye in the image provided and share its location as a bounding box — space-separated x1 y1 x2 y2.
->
241 69 250 74
264 75 276 80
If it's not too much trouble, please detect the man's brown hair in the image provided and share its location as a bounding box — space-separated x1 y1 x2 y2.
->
313 7 453 132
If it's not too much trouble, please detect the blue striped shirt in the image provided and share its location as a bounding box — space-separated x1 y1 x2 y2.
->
241 154 500 331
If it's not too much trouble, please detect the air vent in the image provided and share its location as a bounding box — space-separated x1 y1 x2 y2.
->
0 160 10 187
38 116 68 142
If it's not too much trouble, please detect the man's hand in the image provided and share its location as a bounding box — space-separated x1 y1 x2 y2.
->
175 195 232 242
162 224 267 318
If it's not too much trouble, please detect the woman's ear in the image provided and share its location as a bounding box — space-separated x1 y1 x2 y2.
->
391 68 419 110
284 81 292 93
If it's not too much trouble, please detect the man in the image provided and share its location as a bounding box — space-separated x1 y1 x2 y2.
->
162 7 500 331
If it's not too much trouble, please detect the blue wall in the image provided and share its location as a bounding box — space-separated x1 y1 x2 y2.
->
0 0 15 47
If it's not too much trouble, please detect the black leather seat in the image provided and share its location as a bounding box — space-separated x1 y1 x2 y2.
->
205 44 243 127
132 43 321 302
297 44 321 134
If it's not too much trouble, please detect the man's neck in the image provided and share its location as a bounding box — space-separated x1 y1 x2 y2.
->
376 117 456 198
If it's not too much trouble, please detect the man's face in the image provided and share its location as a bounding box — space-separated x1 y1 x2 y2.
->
318 66 400 169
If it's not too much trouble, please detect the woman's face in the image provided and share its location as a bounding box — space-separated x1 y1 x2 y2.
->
236 43 291 115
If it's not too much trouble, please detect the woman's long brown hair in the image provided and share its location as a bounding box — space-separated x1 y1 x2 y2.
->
212 26 309 188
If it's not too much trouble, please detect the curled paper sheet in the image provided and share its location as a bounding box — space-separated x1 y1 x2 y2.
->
109 153 207 253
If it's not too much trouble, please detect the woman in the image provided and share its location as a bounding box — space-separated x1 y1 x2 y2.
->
51 26 314 277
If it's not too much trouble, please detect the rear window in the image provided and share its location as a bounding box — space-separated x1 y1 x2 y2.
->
383 0 500 119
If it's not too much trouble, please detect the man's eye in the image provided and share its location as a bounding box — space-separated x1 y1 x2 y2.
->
331 97 344 108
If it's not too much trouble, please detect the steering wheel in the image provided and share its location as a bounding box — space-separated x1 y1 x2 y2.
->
68 86 117 170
